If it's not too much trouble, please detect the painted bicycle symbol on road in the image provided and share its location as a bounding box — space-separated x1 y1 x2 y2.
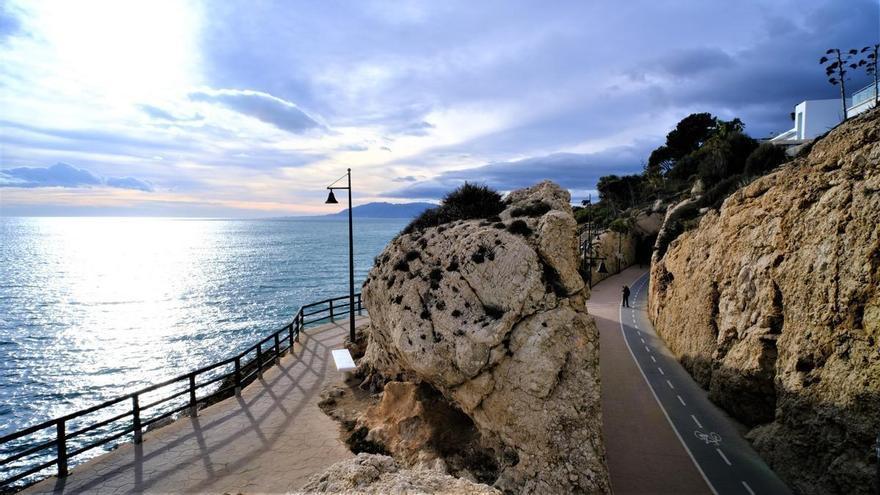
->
694 430 722 446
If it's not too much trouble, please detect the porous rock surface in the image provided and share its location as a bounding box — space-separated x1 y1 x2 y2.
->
360 181 610 493
649 108 880 495
302 453 500 494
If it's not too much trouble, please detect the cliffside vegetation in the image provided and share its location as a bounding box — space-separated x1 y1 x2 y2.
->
575 112 791 232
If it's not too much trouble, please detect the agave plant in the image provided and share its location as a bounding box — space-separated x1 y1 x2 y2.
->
850 44 879 107
819 48 861 120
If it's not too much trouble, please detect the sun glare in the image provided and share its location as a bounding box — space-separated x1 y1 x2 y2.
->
26 0 202 101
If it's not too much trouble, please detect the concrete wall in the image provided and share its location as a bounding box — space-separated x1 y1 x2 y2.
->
584 230 637 288
796 99 843 139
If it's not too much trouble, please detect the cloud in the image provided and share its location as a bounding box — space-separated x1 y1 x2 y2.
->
189 89 323 133
0 163 153 191
0 2 22 42
104 176 154 192
389 120 435 136
138 104 202 122
392 175 418 182
649 47 736 79
386 148 647 200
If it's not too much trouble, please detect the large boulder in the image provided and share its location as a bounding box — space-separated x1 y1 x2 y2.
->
360 181 610 494
302 453 500 494
648 108 880 495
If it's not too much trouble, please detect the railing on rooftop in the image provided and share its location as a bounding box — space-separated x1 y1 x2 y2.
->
850 83 878 108
0 293 364 491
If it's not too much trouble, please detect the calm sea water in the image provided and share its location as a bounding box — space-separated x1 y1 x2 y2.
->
0 216 406 480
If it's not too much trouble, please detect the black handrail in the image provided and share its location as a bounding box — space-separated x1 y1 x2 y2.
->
0 293 365 490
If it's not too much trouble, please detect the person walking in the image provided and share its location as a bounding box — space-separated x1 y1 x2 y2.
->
622 285 630 308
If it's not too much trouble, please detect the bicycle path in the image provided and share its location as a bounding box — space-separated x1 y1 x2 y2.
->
590 266 791 495
23 319 362 494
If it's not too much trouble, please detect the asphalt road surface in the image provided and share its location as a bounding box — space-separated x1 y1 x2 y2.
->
590 267 791 495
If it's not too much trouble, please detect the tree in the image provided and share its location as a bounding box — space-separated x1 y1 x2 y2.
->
596 174 644 211
820 48 859 120
852 44 879 107
645 113 718 178
665 113 717 158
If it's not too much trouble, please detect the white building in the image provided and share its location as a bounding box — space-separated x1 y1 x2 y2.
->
770 83 877 143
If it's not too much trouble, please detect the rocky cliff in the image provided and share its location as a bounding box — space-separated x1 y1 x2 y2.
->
649 108 880 494
355 181 610 493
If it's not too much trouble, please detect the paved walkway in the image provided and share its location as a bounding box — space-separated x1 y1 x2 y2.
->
591 267 790 495
590 267 710 495
24 319 363 494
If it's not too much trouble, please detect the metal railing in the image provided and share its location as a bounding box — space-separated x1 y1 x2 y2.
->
0 293 364 490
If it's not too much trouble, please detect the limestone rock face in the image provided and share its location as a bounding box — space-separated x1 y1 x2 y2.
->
302 453 501 494
361 181 610 494
649 108 880 495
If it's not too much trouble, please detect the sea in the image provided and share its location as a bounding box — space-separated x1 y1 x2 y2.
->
0 216 408 483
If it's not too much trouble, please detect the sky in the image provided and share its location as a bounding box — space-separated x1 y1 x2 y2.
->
0 0 877 217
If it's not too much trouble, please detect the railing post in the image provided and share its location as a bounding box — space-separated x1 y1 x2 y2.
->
274 333 280 362
295 314 301 343
288 322 294 349
132 394 142 444
257 343 263 378
329 299 334 322
357 293 362 316
56 419 67 478
234 356 241 395
188 373 197 416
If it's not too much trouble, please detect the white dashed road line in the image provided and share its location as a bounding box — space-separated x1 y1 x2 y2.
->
650 356 657 363
742 480 756 495
691 414 703 429
645 345 651 353
666 379 675 389
640 338 646 344
677 395 687 406
716 448 732 466
657 367 664 375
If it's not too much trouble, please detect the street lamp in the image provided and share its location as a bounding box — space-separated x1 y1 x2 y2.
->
325 168 356 343
579 195 607 288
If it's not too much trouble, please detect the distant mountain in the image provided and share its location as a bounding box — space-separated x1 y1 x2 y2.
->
322 202 435 219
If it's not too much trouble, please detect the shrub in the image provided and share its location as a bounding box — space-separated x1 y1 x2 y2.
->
608 217 631 234
702 174 742 210
507 220 532 236
510 201 551 218
402 183 503 234
744 142 789 176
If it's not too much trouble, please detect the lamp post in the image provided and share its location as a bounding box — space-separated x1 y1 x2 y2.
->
579 196 607 288
325 168 356 343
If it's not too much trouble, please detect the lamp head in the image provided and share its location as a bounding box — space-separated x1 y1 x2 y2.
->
597 261 608 274
325 190 339 204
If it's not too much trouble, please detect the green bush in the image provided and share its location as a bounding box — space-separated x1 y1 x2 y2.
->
507 219 533 236
402 183 503 234
744 142 789 176
510 201 551 217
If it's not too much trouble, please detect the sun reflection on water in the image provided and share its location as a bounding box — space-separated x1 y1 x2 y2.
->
0 216 406 442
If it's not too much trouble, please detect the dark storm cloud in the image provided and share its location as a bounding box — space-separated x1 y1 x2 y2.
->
189 89 323 133
0 163 154 191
